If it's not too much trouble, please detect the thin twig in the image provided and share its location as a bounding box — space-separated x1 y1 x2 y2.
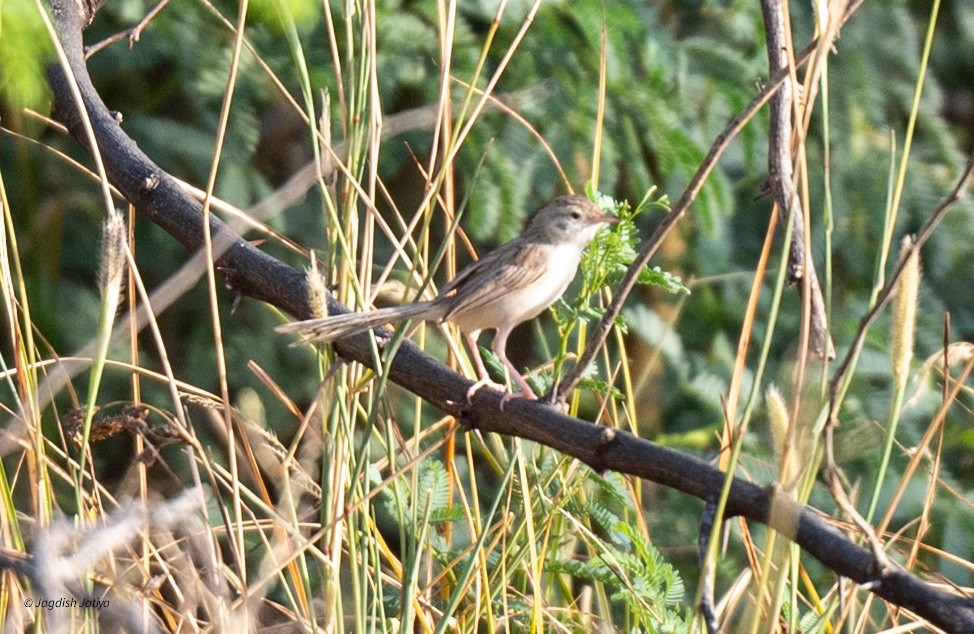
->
84 0 171 58
552 76 781 402
760 0 834 361
823 150 974 575
551 4 870 404
698 496 723 634
827 151 974 410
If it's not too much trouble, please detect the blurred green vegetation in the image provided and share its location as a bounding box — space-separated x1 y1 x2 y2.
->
2 0 974 628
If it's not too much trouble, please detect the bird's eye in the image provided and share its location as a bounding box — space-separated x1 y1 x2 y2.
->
570 210 582 220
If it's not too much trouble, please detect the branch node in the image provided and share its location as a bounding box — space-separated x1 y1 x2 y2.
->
141 173 160 193
455 406 478 432
596 426 617 448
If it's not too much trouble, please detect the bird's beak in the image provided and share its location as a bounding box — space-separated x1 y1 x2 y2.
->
593 213 620 225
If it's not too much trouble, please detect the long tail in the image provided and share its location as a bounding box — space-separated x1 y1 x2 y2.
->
276 301 441 343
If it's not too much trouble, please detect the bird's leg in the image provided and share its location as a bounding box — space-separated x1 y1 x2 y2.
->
492 329 537 408
464 330 506 402
498 356 538 408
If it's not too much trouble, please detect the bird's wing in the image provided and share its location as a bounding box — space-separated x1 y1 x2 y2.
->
436 238 549 320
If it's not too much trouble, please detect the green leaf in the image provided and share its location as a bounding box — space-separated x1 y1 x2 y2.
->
0 0 53 111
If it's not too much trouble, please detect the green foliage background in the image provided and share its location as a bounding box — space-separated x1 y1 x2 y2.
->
2 0 974 629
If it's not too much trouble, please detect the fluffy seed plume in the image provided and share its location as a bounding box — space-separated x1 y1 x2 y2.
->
766 385 790 466
306 253 329 320
891 236 919 387
97 207 127 299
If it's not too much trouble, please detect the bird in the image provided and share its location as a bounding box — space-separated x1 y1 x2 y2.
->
277 194 618 402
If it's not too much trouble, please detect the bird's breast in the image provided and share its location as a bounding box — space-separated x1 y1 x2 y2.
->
448 241 582 334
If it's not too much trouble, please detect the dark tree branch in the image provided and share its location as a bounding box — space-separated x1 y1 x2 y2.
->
761 0 892 594
41 0 974 630
760 0 834 361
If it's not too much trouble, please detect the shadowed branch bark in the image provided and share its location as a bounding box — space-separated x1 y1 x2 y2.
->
761 0 834 361
41 0 974 630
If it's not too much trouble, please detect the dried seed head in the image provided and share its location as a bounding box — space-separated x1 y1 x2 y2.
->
766 383 806 486
97 208 127 297
306 254 329 319
766 384 789 462
318 89 336 186
891 236 919 386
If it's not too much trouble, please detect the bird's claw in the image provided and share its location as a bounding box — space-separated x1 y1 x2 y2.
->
499 392 528 411
466 378 507 403
466 380 539 411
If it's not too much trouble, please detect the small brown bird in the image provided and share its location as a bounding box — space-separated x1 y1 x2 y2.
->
277 195 617 400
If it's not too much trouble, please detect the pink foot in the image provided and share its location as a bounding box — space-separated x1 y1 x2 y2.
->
466 377 507 403
498 392 525 410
